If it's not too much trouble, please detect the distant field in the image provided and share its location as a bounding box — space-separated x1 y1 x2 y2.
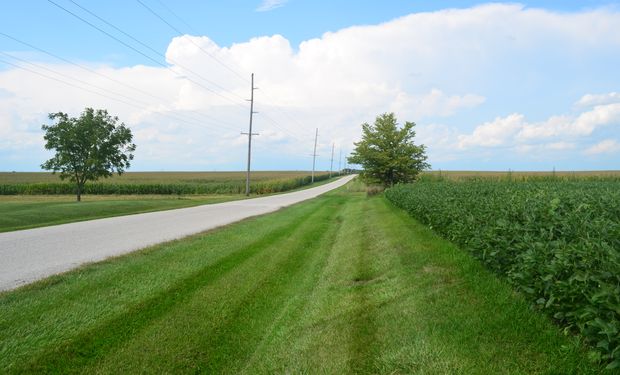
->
0 171 334 195
0 171 330 184
423 170 620 179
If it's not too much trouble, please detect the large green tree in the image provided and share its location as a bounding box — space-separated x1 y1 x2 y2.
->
348 113 429 186
41 108 136 201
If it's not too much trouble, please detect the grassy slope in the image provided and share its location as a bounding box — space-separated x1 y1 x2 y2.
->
0 177 338 233
0 188 598 373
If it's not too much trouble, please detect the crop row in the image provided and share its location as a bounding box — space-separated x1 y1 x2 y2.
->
385 180 620 369
0 174 332 195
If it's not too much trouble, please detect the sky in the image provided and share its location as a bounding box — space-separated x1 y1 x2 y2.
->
1 0 619 172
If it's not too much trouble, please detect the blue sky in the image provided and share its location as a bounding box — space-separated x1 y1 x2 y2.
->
1 0 619 171
1 1 615 66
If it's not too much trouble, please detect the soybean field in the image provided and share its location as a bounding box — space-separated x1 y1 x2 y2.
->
385 177 620 369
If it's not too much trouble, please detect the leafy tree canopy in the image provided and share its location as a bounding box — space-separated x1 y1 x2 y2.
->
41 108 136 201
348 112 429 186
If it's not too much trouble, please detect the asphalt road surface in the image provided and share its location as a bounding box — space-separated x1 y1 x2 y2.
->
0 175 356 291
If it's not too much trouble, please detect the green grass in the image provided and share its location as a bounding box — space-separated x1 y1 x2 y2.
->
386 179 620 368
0 187 599 373
0 176 340 233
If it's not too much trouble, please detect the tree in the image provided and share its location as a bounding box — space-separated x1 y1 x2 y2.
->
348 113 429 186
41 108 136 201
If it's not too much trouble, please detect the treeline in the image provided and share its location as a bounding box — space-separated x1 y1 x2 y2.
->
0 174 332 195
385 179 620 369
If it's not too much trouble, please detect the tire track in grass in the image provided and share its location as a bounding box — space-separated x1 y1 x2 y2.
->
230 192 361 374
193 196 346 373
14 200 325 373
0 200 320 372
348 197 380 374
77 195 345 373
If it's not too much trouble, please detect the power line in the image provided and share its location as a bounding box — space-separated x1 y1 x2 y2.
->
68 0 247 103
134 0 313 142
135 0 249 84
0 56 236 134
311 128 318 182
64 0 304 144
0 31 240 130
138 1 346 153
241 73 259 196
154 0 199 35
46 0 248 110
329 142 335 178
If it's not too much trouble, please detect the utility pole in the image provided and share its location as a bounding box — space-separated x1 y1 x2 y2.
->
311 128 318 183
329 142 335 178
338 148 342 175
242 73 258 196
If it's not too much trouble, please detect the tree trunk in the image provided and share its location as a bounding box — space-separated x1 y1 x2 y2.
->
76 182 82 202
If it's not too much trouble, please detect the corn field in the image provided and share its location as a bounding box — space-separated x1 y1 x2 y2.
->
0 172 332 195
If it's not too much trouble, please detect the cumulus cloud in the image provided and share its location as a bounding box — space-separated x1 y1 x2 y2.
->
584 139 620 155
1 3 620 170
576 92 620 107
458 102 620 149
458 114 524 148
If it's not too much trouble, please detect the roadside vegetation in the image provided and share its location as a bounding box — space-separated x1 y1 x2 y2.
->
386 178 620 369
0 173 337 232
0 184 599 373
0 171 332 196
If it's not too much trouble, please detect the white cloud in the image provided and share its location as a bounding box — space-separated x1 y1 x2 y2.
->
584 139 620 155
518 103 620 140
256 0 288 12
458 114 525 148
576 92 620 107
457 101 620 150
1 4 620 170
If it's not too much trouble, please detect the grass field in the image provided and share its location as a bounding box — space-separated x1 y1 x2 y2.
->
0 183 599 373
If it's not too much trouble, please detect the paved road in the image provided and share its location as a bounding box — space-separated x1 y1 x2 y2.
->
0 175 356 291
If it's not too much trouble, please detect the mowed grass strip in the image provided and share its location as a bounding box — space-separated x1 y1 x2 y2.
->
0 189 598 373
